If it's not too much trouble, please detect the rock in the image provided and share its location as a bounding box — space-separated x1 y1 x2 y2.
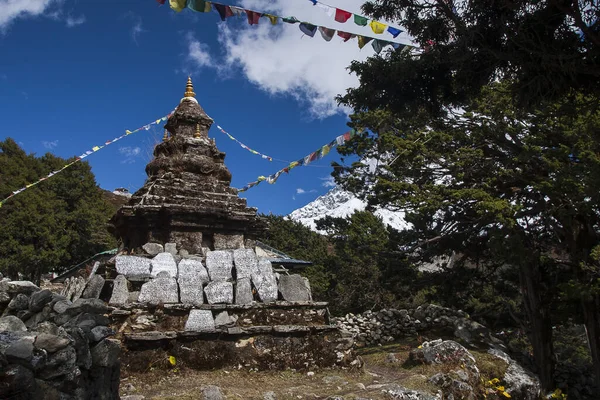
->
5 293 29 313
5 337 34 363
185 310 216 332
0 315 26 332
143 242 164 256
63 276 86 302
121 396 146 400
165 242 178 255
252 260 278 302
428 372 474 399
35 321 59 335
109 275 129 306
138 276 179 305
235 278 253 304
206 251 233 281
6 281 39 294
34 333 70 353
214 233 244 250
0 291 10 305
178 259 209 306
128 291 140 303
89 261 101 276
89 326 115 342
214 311 236 328
150 252 178 278
278 274 311 302
91 338 121 367
53 299 72 314
39 345 77 379
204 281 233 304
233 248 258 279
488 349 540 400
28 289 53 312
0 364 37 399
410 340 477 373
65 298 109 315
68 327 92 369
383 384 440 399
81 275 105 299
202 385 224 400
115 255 152 278
263 391 277 400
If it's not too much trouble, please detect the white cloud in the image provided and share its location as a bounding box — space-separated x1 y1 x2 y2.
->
65 14 85 28
122 12 144 44
0 0 56 32
42 140 58 149
187 34 215 69
320 175 336 188
119 146 142 164
186 0 409 119
296 188 306 194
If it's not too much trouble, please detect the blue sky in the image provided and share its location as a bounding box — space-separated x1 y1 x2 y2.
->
0 0 409 215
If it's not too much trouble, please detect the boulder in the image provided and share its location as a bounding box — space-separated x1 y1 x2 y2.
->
34 333 70 353
89 326 115 343
184 310 216 332
29 289 53 312
5 337 34 363
53 299 72 314
91 338 121 367
204 281 233 304
35 321 59 335
278 274 311 302
232 249 258 280
235 278 253 305
0 364 37 399
214 311 236 328
89 261 101 276
150 252 178 278
252 260 278 302
0 291 10 305
428 372 475 400
138 276 179 305
0 315 26 332
488 349 540 400
115 255 152 278
143 242 164 256
206 251 233 281
6 281 39 295
39 346 77 379
63 276 87 302
5 293 29 314
65 298 109 316
109 275 129 306
383 384 440 399
178 259 209 306
68 326 92 369
165 242 178 255
202 385 224 400
81 275 105 299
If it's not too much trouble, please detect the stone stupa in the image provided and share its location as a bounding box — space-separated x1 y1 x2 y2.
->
109 77 266 254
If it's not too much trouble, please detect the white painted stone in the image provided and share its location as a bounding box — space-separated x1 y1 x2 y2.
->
252 260 278 303
138 276 178 305
116 256 152 277
205 251 233 281
233 249 258 280
204 281 233 304
109 275 129 306
184 310 215 332
235 278 253 305
150 253 178 278
178 259 209 306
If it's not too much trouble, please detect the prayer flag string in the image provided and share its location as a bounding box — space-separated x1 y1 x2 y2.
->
214 124 273 161
166 1 413 54
0 112 174 209
238 129 359 192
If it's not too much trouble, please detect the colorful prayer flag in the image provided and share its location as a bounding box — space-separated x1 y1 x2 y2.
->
229 6 245 16
370 20 387 34
317 3 335 18
300 23 318 37
337 31 354 42
170 0 187 12
319 27 335 41
214 4 233 21
282 16 300 24
334 8 352 23
387 26 402 38
358 36 373 49
92 146 100 151
245 10 261 25
187 0 211 12
265 14 279 25
354 15 368 26
372 39 388 54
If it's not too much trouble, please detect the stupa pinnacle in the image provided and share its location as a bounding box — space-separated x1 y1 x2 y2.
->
109 78 266 254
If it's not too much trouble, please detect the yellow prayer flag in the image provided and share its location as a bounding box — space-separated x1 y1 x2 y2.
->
170 0 187 12
92 146 100 151
289 161 299 169
266 14 278 25
257 176 267 182
322 145 330 157
156 119 161 124
358 36 373 49
125 130 132 135
369 20 387 34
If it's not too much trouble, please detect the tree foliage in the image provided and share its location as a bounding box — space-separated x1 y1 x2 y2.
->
0 139 116 281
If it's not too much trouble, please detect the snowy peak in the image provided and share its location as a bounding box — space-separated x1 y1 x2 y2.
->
288 186 409 232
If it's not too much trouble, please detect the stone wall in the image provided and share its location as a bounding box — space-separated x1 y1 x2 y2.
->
0 279 120 400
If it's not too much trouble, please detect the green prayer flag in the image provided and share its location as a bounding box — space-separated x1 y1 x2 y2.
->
354 14 368 26
188 0 211 12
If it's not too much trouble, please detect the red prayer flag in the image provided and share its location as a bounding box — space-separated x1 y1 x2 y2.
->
337 31 354 42
245 10 261 25
156 0 166 4
334 8 352 23
343 132 351 141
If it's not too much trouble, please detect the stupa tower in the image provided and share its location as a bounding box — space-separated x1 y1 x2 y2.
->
110 78 266 253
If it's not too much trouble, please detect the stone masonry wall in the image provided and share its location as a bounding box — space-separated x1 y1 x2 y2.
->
0 279 120 400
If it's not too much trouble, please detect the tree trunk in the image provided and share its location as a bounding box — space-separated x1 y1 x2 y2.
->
582 295 600 392
520 260 555 391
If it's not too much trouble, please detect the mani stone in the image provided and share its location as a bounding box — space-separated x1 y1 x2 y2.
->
116 255 152 277
235 278 253 305
214 233 244 250
233 249 258 280
165 243 178 255
278 274 312 302
206 251 233 281
82 275 105 299
204 281 233 304
138 276 179 305
252 260 278 303
178 259 209 306
142 242 164 256
184 309 215 332
150 252 178 278
109 275 129 306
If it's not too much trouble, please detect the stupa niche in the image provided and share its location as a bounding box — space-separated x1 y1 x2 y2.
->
109 78 266 253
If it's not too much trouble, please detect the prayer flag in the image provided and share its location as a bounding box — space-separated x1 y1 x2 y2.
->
92 146 100 151
170 0 187 12
230 6 245 16
309 152 318 162
354 15 368 26
214 4 233 21
334 8 352 23
246 10 261 25
370 20 387 34
343 132 351 141
258 176 266 182
322 145 331 156
392 43 406 51
126 130 132 134
282 16 300 24
308 0 317 5
289 161 299 169
337 31 354 42
318 27 335 41
265 14 279 25
187 0 211 12
299 23 317 37
387 26 402 38
317 3 335 18
372 39 387 54
157 0 166 4
358 35 372 49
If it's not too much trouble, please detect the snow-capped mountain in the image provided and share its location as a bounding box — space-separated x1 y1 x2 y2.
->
288 186 410 232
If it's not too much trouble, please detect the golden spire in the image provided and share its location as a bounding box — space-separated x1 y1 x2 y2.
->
194 123 201 139
163 130 169 142
184 76 196 98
